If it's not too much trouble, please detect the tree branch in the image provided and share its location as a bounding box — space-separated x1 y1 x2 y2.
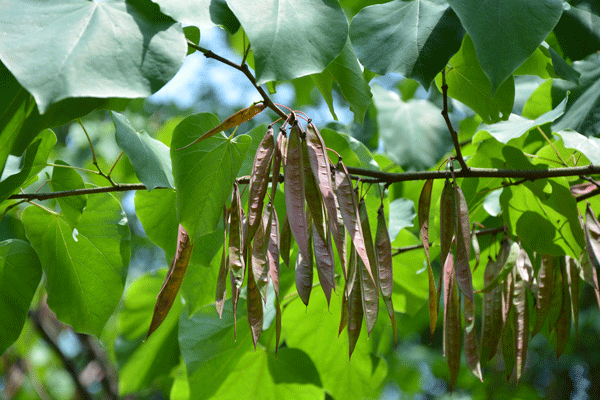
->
8 183 153 201
441 68 469 171
187 40 288 120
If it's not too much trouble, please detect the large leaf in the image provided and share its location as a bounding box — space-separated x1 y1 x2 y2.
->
553 53 600 136
557 129 600 165
500 178 585 258
152 0 240 33
473 96 568 145
116 271 181 395
50 160 87 227
446 0 563 94
171 113 251 240
435 35 515 124
227 0 348 84
22 189 130 336
283 294 388 400
0 0 186 113
112 111 174 190
372 84 451 170
0 129 56 203
0 239 42 355
350 0 464 89
387 198 416 242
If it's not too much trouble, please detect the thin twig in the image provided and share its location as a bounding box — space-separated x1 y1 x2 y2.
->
441 68 469 171
187 40 287 120
78 119 116 186
8 183 152 201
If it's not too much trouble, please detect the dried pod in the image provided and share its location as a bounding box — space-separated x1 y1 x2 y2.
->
302 139 327 243
565 256 579 340
453 181 474 302
228 184 245 337
480 257 504 362
418 179 437 339
312 223 335 305
532 255 555 337
246 127 275 247
215 206 229 318
512 268 529 382
247 258 264 349
464 296 483 381
376 204 396 346
295 213 314 306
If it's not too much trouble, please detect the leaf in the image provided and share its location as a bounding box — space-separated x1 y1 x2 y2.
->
284 121 311 264
334 162 374 283
116 271 181 395
387 197 416 242
226 0 348 84
183 26 200 55
284 292 387 400
134 188 179 256
350 0 464 89
319 128 379 170
372 84 451 169
453 182 474 302
0 129 56 203
147 225 194 339
50 160 86 227
480 257 504 362
246 127 275 246
22 189 130 336
0 0 186 113
557 129 600 165
500 179 585 258
376 205 397 345
0 239 42 355
152 0 239 32
512 269 529 382
474 96 568 145
177 103 266 149
112 111 174 190
532 255 555 337
418 179 437 340
446 0 563 94
435 35 515 124
171 113 251 240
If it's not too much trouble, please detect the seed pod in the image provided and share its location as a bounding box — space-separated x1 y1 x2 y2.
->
358 199 379 336
270 131 284 201
252 213 270 302
312 223 335 305
418 179 437 340
555 260 571 358
440 179 454 265
376 204 396 346
246 127 275 248
295 214 314 306
532 255 555 337
583 204 600 309
280 214 292 267
266 203 280 298
215 206 229 318
302 139 327 243
565 256 579 340
177 102 266 149
464 296 483 381
147 224 194 339
480 256 503 362
443 252 461 391
247 257 264 349
347 251 363 360
335 162 374 283
478 239 520 293
512 268 529 382
501 312 515 381
228 184 245 338
471 226 481 271
284 121 311 264
453 181 474 302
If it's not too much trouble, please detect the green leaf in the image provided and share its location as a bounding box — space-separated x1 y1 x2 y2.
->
446 0 563 93
227 0 348 84
311 71 338 121
327 39 373 123
50 160 87 227
500 179 585 258
320 128 378 170
435 35 515 124
0 129 56 203
392 230 429 315
22 189 130 336
473 96 568 144
283 293 388 400
135 188 179 257
116 271 181 395
112 111 174 190
205 349 324 399
153 0 240 33
372 84 451 169
178 300 253 399
171 113 251 240
0 239 42 355
387 198 416 242
0 0 186 113
556 129 600 165
553 53 600 136
183 26 200 56
350 0 464 89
